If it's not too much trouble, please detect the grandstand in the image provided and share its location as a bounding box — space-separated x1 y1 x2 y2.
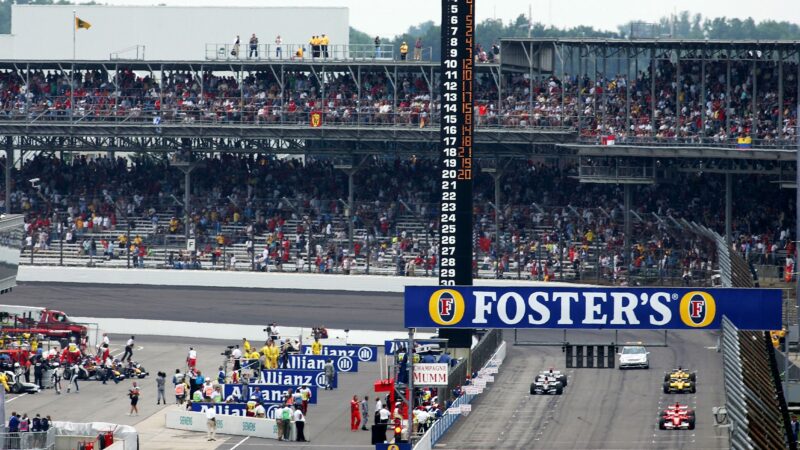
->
0 37 797 288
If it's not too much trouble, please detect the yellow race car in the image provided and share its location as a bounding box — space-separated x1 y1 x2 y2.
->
663 377 696 394
664 367 696 382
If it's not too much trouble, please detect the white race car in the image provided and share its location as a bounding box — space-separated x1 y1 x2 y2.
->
537 368 568 386
530 374 564 395
618 345 649 369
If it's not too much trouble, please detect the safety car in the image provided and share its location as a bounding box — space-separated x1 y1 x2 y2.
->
618 345 649 369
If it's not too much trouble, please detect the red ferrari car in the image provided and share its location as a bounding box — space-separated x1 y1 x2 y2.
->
658 403 695 430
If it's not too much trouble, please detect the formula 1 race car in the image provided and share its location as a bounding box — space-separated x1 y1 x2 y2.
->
2 371 40 394
663 377 696 394
658 403 695 430
664 367 696 382
530 373 564 395
538 368 568 387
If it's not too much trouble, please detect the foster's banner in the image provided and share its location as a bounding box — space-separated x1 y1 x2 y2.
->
404 286 781 330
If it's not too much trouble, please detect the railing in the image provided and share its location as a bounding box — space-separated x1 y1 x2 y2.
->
0 103 578 131
204 43 429 62
110 45 146 61
0 430 55 449
578 134 798 151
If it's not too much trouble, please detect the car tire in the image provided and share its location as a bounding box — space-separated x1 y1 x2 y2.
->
644 363 649 369
658 417 666 430
689 373 696 382
559 375 568 387
663 382 670 394
688 417 695 430
555 385 563 395
690 386 696 394
530 384 536 395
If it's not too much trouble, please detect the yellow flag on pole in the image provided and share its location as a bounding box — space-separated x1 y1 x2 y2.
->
75 17 91 30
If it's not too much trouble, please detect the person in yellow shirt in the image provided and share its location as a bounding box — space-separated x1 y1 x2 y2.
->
0 372 8 392
296 46 304 59
264 340 280 369
260 341 271 359
400 41 409 61
310 35 318 58
321 34 330 58
311 338 322 355
242 338 251 354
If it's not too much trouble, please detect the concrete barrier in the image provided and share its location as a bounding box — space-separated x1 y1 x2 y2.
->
18 266 592 292
165 408 297 440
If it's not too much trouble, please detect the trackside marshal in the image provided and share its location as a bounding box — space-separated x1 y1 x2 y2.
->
404 286 781 330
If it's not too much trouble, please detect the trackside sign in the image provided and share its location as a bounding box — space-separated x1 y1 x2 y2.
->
413 363 449 386
404 286 781 330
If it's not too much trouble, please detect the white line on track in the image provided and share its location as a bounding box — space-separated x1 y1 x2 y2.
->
229 436 250 450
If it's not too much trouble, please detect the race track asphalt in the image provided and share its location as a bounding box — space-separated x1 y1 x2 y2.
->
9 282 405 330
437 329 729 450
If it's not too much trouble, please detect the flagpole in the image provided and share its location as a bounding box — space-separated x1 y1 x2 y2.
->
71 10 75 121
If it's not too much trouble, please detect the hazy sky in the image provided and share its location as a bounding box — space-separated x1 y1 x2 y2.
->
94 0 800 38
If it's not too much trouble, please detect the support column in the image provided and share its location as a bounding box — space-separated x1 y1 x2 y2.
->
725 172 733 246
675 49 681 139
184 168 191 242
701 57 706 136
173 161 200 243
494 171 502 279
650 48 656 137
4 137 11 214
625 49 631 134
348 170 354 257
600 47 607 135
751 57 757 141
778 56 784 139
624 184 632 270
577 47 583 136
726 59 732 138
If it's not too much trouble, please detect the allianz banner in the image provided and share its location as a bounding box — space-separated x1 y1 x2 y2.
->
404 286 782 330
223 384 318 404
301 345 377 362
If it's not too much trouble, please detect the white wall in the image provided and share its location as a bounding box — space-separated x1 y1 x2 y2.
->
17 266 595 292
0 35 14 59
8 5 348 60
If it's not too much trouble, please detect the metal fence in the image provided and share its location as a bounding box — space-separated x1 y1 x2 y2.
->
719 239 795 450
204 42 434 62
0 430 55 449
445 329 502 398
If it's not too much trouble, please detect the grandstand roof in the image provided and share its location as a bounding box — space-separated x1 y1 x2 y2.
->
504 37 800 51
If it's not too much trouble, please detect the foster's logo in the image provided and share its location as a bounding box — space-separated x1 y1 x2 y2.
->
679 291 716 328
428 289 465 326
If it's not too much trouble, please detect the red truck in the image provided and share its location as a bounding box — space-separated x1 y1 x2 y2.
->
1 305 88 344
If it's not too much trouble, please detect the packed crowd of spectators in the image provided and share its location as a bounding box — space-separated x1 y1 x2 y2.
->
576 59 800 144
0 59 796 143
6 152 795 283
